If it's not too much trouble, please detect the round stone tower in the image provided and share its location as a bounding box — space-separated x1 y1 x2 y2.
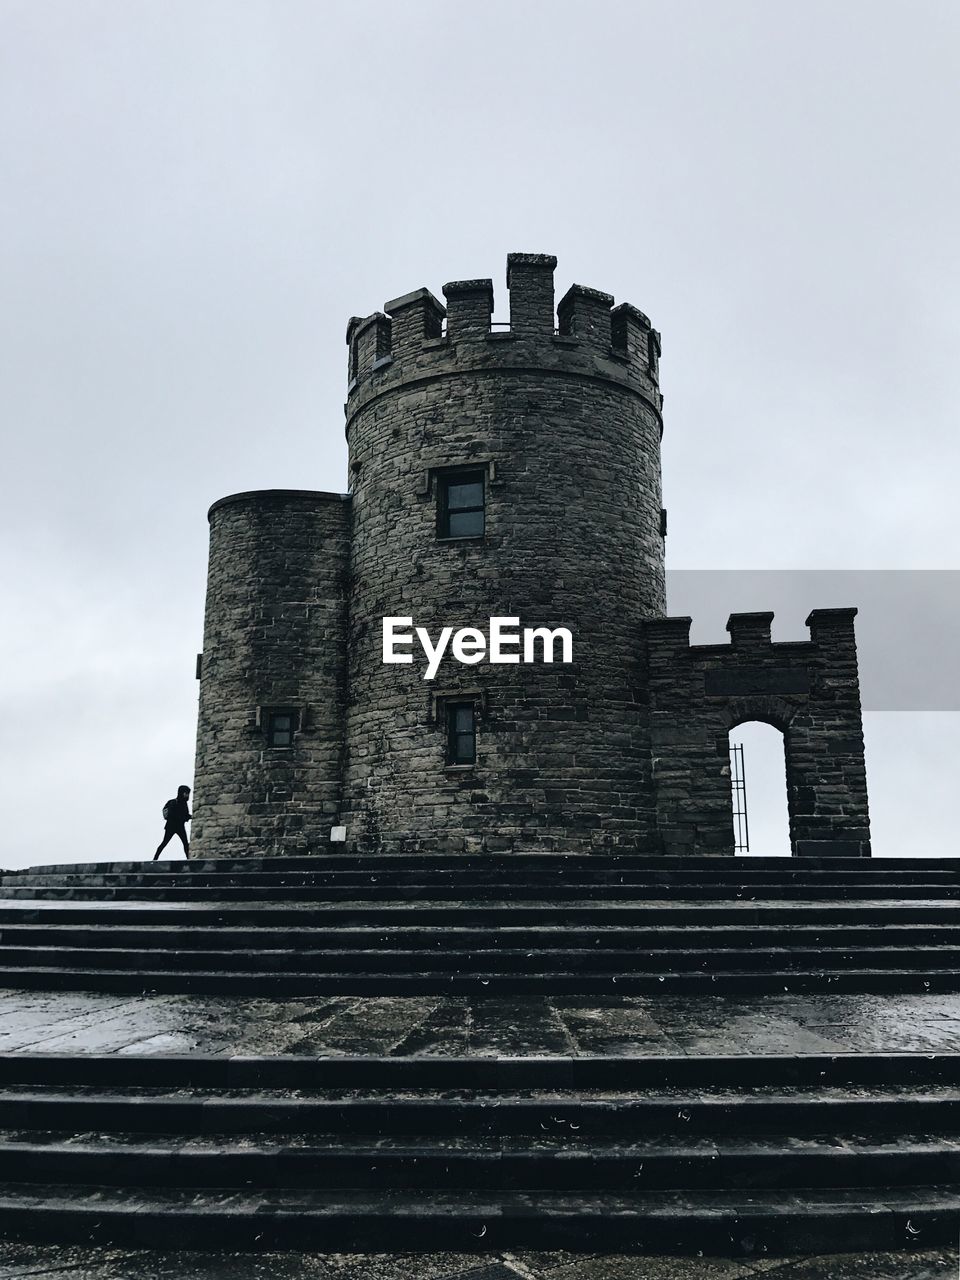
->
191 489 350 856
342 253 666 853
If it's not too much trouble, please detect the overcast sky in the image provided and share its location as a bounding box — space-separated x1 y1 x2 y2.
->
1 1 957 868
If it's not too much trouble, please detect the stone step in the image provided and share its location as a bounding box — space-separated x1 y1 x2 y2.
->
1 1083 958 1136
1 902 955 927
0 1131 956 1191
7 860 958 878
20 855 958 874
8 868 958 887
0 1051 953 1090
2 882 957 902
4 922 960 949
0 943 958 973
0 1181 952 1252
0 964 957 995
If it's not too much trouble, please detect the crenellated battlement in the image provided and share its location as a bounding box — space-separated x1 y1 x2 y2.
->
644 608 860 659
644 606 864 720
345 251 662 418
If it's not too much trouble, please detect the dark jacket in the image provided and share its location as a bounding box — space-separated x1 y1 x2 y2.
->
165 796 191 828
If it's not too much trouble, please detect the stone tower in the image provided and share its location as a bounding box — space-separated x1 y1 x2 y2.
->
342 254 665 855
191 252 871 859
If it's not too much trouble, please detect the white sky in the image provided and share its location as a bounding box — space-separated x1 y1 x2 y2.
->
1 1 957 867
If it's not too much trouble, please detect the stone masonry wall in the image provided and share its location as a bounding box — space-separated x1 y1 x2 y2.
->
192 490 350 856
645 608 872 857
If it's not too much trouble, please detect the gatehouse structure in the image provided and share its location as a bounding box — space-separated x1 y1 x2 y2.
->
192 253 871 859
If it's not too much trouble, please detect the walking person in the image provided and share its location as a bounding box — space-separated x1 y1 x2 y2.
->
154 785 192 860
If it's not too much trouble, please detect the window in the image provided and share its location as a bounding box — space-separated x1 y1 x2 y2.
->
267 711 296 748
438 469 484 539
446 701 476 765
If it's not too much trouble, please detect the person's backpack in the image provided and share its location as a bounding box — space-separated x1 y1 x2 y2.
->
162 800 173 821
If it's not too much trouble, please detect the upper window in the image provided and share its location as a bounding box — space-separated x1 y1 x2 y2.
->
437 470 485 539
267 711 296 748
446 701 476 765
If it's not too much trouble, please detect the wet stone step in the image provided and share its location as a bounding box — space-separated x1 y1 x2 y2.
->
4 923 960 950
0 945 958 973
2 885 958 903
7 870 957 886
0 1131 957 1191
1 903 955 927
1 1085 958 1136
10 1078 960 1100
0 1182 954 1253
18 855 960 873
0 965 958 996
1 1052 955 1091
7 870 960 890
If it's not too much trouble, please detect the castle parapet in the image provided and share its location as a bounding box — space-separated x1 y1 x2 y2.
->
344 251 662 426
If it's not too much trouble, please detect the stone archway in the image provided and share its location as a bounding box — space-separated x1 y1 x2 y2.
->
726 720 792 857
718 695 797 736
721 696 803 855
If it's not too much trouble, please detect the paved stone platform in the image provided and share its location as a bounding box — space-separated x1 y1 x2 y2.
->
0 1242 955 1278
2 989 960 1057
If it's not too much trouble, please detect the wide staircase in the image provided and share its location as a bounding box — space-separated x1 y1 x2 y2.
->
0 852 957 1254
0 854 959 995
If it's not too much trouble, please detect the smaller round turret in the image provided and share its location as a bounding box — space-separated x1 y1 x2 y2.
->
192 489 350 856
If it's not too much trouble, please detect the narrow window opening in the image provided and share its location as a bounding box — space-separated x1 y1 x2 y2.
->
267 711 296 749
437 469 485 539
446 701 476 765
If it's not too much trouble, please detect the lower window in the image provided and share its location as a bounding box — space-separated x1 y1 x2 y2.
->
437 469 485 539
446 701 476 765
267 710 296 748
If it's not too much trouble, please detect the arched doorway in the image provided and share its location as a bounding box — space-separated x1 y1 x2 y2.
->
728 720 791 857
